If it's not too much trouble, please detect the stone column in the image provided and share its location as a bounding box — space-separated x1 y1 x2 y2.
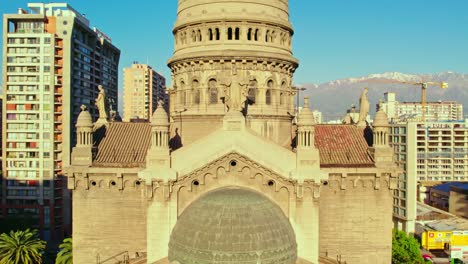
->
147 193 177 263
291 191 319 264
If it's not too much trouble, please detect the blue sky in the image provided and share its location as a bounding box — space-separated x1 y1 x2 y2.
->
1 0 467 86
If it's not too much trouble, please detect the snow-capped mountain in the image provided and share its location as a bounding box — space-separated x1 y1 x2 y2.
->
300 72 468 121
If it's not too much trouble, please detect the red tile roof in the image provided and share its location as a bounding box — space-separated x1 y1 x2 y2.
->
92 123 374 168
93 122 151 167
314 125 374 167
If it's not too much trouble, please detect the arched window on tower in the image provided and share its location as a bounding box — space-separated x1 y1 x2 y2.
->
266 80 274 105
193 79 200 104
180 80 186 105
215 28 220 40
254 29 259 41
235 28 240 40
265 80 275 105
191 30 196 42
209 79 218 104
265 89 271 105
197 30 202 42
265 30 270 42
247 79 257 104
209 28 213 41
227 28 233 40
247 28 252 41
280 81 287 105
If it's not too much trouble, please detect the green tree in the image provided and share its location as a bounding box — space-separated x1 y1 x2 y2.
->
55 238 72 264
0 229 46 264
392 229 424 264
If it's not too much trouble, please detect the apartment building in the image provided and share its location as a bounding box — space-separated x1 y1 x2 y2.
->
2 3 120 241
382 92 463 122
123 63 166 122
390 120 468 233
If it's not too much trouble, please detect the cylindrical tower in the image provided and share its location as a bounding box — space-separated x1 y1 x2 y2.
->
168 0 298 147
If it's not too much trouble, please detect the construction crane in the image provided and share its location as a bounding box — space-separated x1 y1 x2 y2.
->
363 79 448 122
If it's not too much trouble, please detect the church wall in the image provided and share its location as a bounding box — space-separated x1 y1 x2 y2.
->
318 171 393 264
72 174 147 264
171 116 223 147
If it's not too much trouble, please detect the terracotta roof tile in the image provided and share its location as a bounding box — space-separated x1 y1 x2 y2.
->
93 122 151 167
315 125 374 168
91 123 375 168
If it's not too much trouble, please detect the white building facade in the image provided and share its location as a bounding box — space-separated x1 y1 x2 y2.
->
390 120 468 233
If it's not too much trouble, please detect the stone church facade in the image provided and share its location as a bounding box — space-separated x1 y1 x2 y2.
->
66 1 399 263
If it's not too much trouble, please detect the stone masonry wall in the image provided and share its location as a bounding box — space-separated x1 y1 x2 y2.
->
72 176 147 264
319 173 393 264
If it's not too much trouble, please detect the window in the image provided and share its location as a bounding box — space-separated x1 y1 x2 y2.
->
266 80 274 105
280 81 287 105
209 79 218 104
265 89 271 105
209 28 213 41
235 28 240 40
192 79 200 104
227 28 233 40
247 79 257 104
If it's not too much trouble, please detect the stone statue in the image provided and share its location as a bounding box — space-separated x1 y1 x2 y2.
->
219 67 251 112
96 85 107 119
358 87 369 125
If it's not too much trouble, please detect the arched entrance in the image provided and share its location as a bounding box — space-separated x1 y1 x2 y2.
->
168 187 297 264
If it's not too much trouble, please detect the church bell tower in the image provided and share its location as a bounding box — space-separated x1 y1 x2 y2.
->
168 0 299 147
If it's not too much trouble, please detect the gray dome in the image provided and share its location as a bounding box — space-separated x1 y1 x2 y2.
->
168 188 297 264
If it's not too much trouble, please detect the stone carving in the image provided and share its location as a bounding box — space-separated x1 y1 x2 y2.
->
359 87 369 122
219 66 252 112
96 85 107 119
358 87 369 124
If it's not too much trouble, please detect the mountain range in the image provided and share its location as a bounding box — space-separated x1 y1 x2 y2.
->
300 72 468 121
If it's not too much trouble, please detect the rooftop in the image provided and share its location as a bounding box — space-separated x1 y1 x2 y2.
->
27 3 89 25
314 125 374 168
92 123 374 169
432 182 468 193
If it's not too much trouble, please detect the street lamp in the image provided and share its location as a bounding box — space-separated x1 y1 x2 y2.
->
174 108 188 138
292 85 306 114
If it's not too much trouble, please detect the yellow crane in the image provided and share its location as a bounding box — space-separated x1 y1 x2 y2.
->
364 79 448 122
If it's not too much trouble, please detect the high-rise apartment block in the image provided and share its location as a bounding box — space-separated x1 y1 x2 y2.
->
123 63 166 122
390 120 468 233
382 92 463 122
2 3 120 241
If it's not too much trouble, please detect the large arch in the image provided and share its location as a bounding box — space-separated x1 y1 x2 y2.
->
146 152 320 264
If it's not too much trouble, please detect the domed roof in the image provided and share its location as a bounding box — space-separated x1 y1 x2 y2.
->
373 109 389 127
298 97 316 126
177 0 289 15
151 101 169 126
168 188 297 264
76 105 93 127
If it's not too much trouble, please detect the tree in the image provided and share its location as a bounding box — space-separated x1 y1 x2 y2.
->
0 229 46 264
55 238 72 264
392 229 424 264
